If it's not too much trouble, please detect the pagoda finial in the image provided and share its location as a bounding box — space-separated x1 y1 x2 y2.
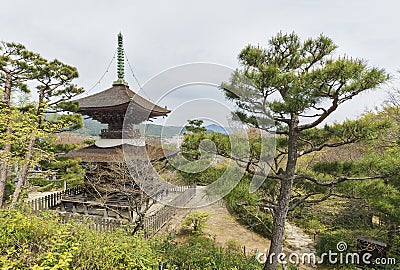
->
113 32 129 86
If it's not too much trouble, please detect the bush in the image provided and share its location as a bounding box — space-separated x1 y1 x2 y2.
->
316 230 360 269
40 157 84 188
28 177 49 187
0 209 263 269
37 183 54 192
156 236 262 269
83 139 95 145
0 209 158 269
181 212 209 235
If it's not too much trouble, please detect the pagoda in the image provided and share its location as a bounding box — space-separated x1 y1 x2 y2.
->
65 33 170 162
61 34 171 220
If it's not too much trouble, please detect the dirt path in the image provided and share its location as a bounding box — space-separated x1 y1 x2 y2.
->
157 186 270 254
203 202 271 255
157 187 318 269
285 222 316 255
158 200 270 255
285 222 318 269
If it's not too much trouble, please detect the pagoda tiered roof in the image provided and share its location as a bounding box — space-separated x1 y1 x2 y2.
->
75 32 170 126
76 84 169 114
75 84 170 124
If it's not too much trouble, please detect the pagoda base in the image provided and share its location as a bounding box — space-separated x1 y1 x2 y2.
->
95 138 145 148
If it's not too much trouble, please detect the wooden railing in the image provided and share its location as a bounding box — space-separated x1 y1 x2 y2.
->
143 185 196 238
56 185 196 235
26 186 84 211
26 185 196 236
59 212 127 232
166 185 193 193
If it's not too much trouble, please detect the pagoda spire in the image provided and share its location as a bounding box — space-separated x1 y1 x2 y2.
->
113 32 129 86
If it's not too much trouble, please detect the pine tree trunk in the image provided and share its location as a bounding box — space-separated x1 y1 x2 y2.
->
11 89 45 207
264 178 294 270
0 138 11 207
264 115 299 270
0 74 13 207
11 137 36 207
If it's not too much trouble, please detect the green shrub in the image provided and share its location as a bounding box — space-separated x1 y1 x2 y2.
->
0 209 263 269
82 139 95 145
156 236 262 269
29 177 49 187
39 157 84 188
225 239 243 253
181 212 209 235
0 209 158 269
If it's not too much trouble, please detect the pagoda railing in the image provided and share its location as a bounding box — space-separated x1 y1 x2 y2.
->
100 129 141 139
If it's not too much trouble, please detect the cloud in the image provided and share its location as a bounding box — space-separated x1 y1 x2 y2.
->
1 0 399 124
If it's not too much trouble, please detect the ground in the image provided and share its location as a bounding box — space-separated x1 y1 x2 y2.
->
157 187 318 269
159 200 270 256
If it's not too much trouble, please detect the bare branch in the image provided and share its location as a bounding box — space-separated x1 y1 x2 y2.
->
289 191 333 211
298 93 339 130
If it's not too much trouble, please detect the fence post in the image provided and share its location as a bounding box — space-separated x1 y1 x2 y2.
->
83 204 88 215
46 195 50 209
39 197 43 210
60 202 66 212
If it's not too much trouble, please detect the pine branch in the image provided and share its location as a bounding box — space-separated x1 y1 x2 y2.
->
294 174 383 186
298 138 358 157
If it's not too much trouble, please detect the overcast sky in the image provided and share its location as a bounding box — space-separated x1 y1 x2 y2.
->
1 0 400 126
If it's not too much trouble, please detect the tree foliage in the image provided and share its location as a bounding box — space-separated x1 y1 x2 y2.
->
0 40 83 206
184 119 207 133
0 208 261 269
181 211 210 235
221 32 389 270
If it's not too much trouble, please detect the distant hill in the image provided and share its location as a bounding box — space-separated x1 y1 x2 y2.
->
144 124 183 138
71 119 228 138
146 124 228 137
73 118 107 137
205 124 228 134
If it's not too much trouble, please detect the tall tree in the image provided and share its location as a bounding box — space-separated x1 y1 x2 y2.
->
185 119 207 133
0 42 42 207
222 32 389 270
11 59 83 206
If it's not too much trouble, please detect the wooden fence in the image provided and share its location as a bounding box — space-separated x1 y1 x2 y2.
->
59 212 128 232
26 185 196 236
26 186 84 211
143 185 196 237
166 185 193 193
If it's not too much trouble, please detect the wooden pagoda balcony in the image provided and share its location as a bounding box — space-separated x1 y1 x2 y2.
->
100 129 141 139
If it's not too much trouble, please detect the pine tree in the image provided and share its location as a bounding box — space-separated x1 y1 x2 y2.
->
222 32 389 270
0 42 42 206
